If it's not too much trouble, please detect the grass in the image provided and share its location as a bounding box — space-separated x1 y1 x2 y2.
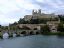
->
41 32 64 36
0 32 3 39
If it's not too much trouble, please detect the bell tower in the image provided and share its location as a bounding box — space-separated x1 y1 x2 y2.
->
32 9 34 15
32 9 37 15
38 9 41 15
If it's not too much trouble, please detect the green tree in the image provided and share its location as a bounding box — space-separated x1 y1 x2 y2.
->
43 25 50 32
57 23 64 32
30 19 39 24
13 22 18 25
41 25 50 34
18 18 25 24
0 25 2 31
0 25 1 28
39 19 47 24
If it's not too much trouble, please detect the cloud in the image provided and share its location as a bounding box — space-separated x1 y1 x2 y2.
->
0 0 19 14
0 0 64 25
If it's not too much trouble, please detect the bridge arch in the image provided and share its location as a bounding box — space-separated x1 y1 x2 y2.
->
35 31 40 35
21 31 26 35
29 31 34 35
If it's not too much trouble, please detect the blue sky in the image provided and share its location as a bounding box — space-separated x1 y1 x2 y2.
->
0 0 64 26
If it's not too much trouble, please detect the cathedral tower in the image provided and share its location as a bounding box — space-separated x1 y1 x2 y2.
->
38 9 41 15
32 9 37 15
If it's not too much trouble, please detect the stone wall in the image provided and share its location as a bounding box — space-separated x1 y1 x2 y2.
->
18 23 60 32
18 24 46 30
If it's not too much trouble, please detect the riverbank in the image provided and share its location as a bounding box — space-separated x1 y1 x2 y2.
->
41 32 64 36
0 32 64 39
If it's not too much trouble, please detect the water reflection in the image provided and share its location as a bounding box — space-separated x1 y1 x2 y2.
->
13 33 16 37
0 35 64 48
57 36 64 39
3 33 9 39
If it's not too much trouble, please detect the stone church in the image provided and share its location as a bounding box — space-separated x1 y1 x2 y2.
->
24 9 58 21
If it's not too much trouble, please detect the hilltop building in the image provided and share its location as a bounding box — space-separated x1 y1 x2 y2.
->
24 9 58 21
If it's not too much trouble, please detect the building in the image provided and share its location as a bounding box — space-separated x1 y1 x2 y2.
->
24 9 58 21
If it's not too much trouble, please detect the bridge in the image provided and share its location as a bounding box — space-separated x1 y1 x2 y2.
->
2 30 41 36
17 30 40 35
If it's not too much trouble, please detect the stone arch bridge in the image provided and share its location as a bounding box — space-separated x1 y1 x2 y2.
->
16 30 41 35
4 30 41 36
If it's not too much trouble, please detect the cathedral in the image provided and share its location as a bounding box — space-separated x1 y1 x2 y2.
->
24 9 58 21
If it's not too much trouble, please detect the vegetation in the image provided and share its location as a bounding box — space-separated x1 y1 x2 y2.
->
0 32 3 39
18 18 29 24
41 25 50 32
58 15 64 23
17 17 59 24
18 18 48 24
57 23 64 32
8 32 13 37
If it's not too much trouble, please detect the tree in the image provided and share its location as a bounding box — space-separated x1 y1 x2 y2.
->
57 23 64 32
58 15 64 22
18 18 29 24
13 22 18 25
41 25 50 32
18 18 25 24
0 25 1 28
0 25 2 31
41 25 50 34
30 19 39 24
39 19 47 24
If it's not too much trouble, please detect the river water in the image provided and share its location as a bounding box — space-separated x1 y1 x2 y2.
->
0 35 64 48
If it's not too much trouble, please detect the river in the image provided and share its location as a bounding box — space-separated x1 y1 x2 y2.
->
0 35 64 48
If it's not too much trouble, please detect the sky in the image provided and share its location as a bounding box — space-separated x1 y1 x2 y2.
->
0 0 64 26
